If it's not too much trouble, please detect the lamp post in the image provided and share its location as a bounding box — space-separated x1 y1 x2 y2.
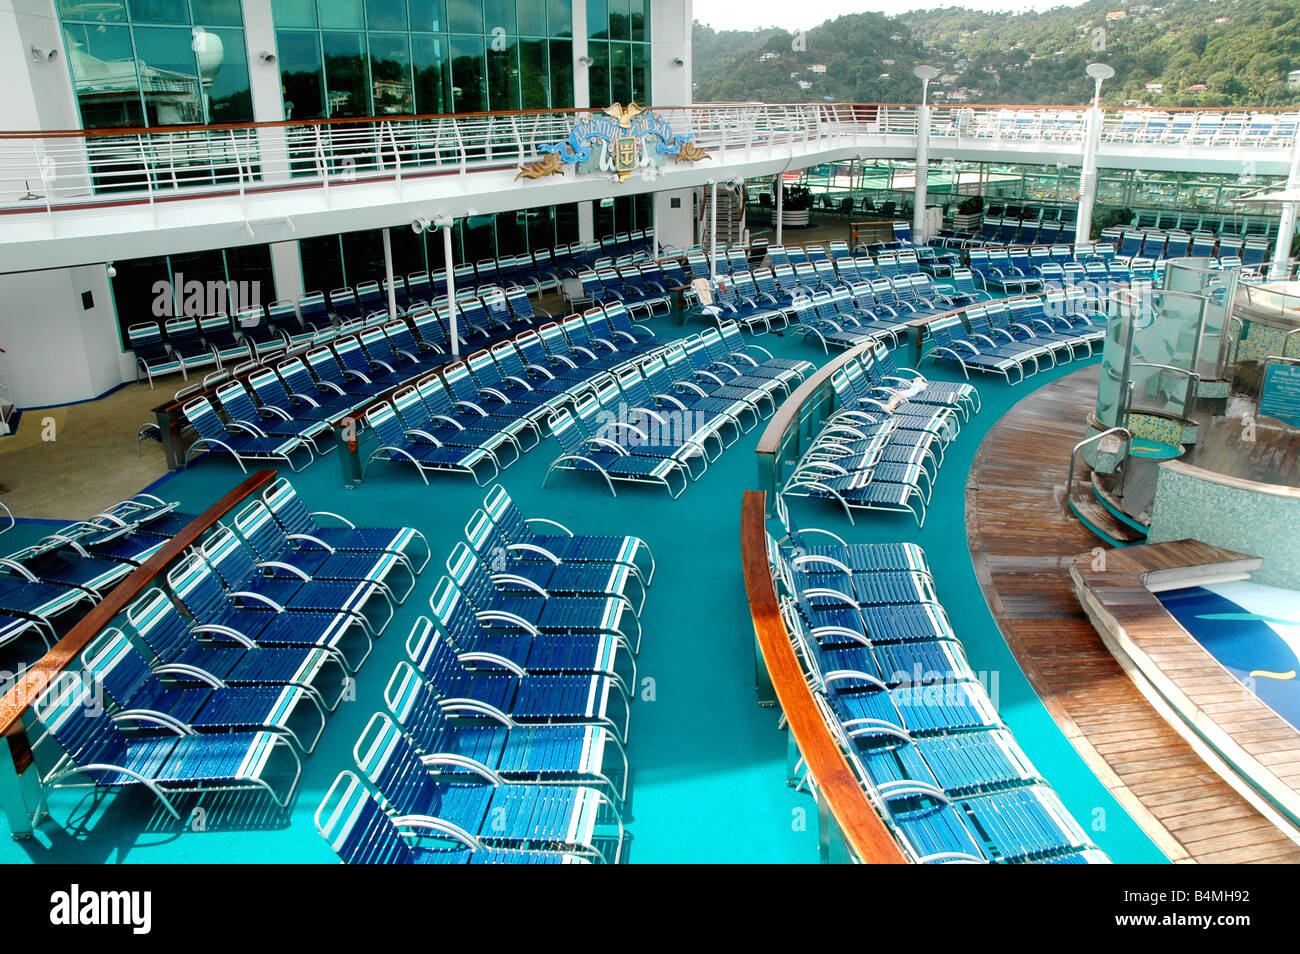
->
1076 62 1115 248
912 65 941 243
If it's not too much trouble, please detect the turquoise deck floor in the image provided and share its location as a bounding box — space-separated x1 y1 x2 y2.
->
0 319 1166 863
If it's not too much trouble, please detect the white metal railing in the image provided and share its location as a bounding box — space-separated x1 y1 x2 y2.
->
0 102 1296 217
0 103 867 214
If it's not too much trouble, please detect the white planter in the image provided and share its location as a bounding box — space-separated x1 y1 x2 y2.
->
783 209 811 228
953 212 982 231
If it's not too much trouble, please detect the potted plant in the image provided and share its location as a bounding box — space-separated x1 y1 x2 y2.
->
952 194 983 232
781 185 814 227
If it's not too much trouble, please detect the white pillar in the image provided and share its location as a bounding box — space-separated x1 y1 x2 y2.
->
382 228 398 320
442 224 458 356
775 174 784 246
1076 104 1103 248
651 0 693 107
913 103 931 242
1273 131 1300 270
578 202 595 243
572 0 590 109
709 181 718 278
269 241 304 301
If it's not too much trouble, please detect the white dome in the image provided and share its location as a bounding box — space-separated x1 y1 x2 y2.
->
192 30 224 84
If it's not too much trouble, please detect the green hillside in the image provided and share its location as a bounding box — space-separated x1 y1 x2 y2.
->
693 0 1300 108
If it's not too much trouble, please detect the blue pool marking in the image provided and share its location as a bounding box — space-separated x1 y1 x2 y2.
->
1158 587 1300 724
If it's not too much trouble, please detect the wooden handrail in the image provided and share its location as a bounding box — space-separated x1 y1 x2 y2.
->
740 491 905 864
756 338 878 458
757 290 1049 462
0 469 277 772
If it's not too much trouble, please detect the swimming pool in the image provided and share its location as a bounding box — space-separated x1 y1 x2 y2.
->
1158 582 1300 731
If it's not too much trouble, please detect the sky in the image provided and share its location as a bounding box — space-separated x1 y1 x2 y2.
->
693 0 1091 32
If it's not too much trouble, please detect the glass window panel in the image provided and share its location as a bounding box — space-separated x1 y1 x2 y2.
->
493 210 526 255
486 38 519 111
593 196 614 238
191 0 242 26
127 0 188 24
277 31 324 120
609 41 629 104
206 28 252 122
525 204 556 251
133 26 203 125
608 0 628 41
449 34 485 112
111 256 170 345
412 33 449 114
547 0 570 36
461 213 496 262
322 31 368 116
408 0 445 31
516 0 545 36
588 39 608 105
272 0 317 27
299 235 345 293
329 0 366 28
447 0 483 33
64 23 143 129
549 38 571 107
518 38 548 108
369 33 413 114
168 248 230 314
365 0 407 31
340 229 386 288
483 0 514 33
629 0 645 42
631 41 648 105
387 226 426 275
58 0 126 21
587 0 606 38
224 244 275 303
555 201 579 243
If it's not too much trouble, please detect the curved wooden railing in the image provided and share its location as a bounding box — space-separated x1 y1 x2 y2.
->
0 469 276 837
740 490 905 864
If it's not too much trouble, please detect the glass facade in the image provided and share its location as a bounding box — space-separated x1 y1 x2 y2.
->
108 244 273 346
272 0 578 119
297 202 593 291
58 0 252 129
588 0 649 105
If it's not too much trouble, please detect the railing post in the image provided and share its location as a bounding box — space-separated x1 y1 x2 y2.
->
0 724 37 840
335 421 363 489
154 405 184 472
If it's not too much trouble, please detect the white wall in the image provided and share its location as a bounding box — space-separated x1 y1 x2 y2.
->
0 266 128 408
654 189 696 250
0 0 80 132
651 0 692 108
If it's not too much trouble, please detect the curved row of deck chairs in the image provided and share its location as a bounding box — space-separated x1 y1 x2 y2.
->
317 486 654 863
128 230 656 387
178 298 654 478
921 289 1107 386
782 344 979 527
0 493 201 662
544 322 815 498
363 303 669 485
23 478 429 832
687 242 971 341
765 497 1110 865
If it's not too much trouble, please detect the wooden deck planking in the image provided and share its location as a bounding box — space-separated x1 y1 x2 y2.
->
966 367 1300 864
